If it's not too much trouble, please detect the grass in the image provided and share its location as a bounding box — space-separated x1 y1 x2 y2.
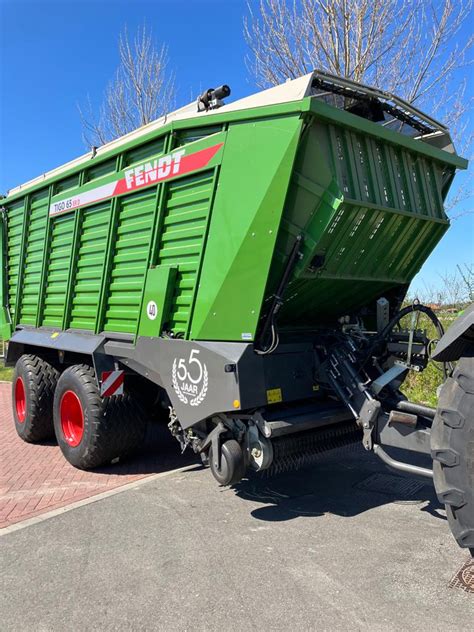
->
0 364 13 381
400 311 457 408
0 338 12 381
401 357 444 407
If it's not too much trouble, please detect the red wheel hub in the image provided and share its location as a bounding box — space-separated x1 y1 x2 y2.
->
15 377 26 423
60 390 84 447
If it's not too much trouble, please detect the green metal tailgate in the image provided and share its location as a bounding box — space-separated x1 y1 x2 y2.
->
270 101 456 327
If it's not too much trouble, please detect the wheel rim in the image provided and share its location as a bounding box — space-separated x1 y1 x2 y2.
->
15 377 26 423
60 390 84 447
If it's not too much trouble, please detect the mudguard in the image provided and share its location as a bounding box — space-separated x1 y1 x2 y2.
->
432 303 474 362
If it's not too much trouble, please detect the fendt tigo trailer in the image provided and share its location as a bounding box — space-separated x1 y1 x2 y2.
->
1 72 472 553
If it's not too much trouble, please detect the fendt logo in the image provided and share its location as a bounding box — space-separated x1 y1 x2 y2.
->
172 349 208 407
49 142 224 217
123 150 185 189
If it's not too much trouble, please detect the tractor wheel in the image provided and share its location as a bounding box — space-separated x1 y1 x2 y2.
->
431 357 474 550
209 439 245 486
53 364 146 469
12 354 59 442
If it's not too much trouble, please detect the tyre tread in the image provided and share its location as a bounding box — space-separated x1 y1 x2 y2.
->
13 354 59 442
432 357 474 549
54 364 146 469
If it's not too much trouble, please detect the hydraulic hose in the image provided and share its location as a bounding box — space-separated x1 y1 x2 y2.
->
374 303 450 380
379 303 445 342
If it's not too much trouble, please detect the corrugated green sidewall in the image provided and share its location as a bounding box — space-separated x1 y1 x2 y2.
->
156 170 216 334
42 214 75 327
70 202 111 330
3 130 226 338
103 189 157 333
19 189 49 325
7 199 27 323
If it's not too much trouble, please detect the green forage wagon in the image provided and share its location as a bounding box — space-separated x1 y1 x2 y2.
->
1 72 472 553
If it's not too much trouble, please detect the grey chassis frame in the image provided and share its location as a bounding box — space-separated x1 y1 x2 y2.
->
7 326 435 476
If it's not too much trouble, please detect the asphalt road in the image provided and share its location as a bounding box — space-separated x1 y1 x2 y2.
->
1 443 472 631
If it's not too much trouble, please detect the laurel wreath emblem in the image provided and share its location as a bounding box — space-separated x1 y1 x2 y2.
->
172 358 208 407
190 365 208 407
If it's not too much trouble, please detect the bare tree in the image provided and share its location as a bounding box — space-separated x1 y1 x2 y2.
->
407 263 474 307
80 25 175 147
244 1 472 102
244 1 473 216
457 263 474 302
437 270 467 306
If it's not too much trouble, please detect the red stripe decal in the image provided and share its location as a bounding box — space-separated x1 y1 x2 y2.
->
179 142 224 174
112 142 224 196
49 141 224 217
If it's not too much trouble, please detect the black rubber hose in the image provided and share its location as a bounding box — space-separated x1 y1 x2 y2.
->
379 303 445 341
375 303 449 380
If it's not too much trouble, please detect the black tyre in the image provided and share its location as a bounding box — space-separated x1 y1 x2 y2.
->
53 364 146 469
209 439 245 486
432 357 474 550
12 354 59 442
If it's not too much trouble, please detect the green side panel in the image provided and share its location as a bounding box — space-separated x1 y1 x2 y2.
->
18 189 49 325
138 265 177 337
84 157 117 183
190 114 304 341
156 170 216 336
103 188 157 333
309 98 467 170
317 119 446 218
54 173 80 194
6 199 26 323
41 214 75 327
175 125 223 147
271 118 450 326
124 136 166 167
0 210 11 339
69 202 111 330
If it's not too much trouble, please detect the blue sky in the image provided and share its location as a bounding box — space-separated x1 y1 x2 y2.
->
0 0 472 296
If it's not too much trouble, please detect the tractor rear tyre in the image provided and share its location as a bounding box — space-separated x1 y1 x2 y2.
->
53 364 146 469
209 439 245 486
431 357 474 550
12 354 59 442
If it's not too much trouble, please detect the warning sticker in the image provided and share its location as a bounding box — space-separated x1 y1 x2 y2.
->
266 388 283 404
